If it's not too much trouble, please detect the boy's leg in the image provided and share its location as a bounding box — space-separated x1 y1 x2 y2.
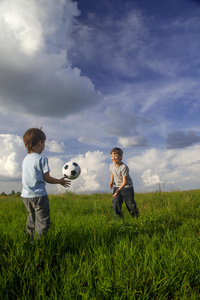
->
34 195 50 236
122 187 139 218
112 188 123 218
23 198 35 235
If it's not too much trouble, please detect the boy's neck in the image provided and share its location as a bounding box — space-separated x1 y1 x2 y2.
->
29 140 45 154
29 146 43 154
115 161 122 167
29 150 40 154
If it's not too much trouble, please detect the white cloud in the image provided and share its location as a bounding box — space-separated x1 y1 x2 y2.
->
0 0 80 55
1 133 200 194
46 151 110 194
118 136 148 148
127 146 200 191
0 134 67 181
0 0 44 55
141 169 161 187
0 136 110 194
46 140 65 153
67 151 110 193
0 134 25 179
58 145 200 193
0 0 102 117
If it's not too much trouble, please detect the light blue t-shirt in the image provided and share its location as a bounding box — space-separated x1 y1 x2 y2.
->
21 153 50 198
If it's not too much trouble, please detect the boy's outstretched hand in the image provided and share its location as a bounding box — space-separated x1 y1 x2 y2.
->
43 172 71 187
61 177 71 187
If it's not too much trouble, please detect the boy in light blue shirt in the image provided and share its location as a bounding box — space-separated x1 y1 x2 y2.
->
21 128 71 239
22 153 50 198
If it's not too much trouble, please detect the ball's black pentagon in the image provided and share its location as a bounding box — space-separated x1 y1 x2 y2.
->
71 170 77 176
73 162 78 166
64 165 69 170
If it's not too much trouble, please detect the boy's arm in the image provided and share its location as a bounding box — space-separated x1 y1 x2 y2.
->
109 172 114 189
43 171 71 188
113 176 127 197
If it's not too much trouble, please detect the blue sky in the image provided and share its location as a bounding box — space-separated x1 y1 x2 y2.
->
0 0 200 194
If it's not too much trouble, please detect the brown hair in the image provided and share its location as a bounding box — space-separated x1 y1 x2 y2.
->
110 147 123 157
23 128 46 153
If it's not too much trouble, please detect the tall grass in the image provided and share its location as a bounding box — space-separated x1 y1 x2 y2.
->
0 190 200 299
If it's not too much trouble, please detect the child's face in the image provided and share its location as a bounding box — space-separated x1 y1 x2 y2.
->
111 152 122 165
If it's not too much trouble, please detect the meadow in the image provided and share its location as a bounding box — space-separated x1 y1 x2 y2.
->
0 190 200 299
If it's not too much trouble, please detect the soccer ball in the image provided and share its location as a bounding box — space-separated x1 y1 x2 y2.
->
62 162 81 180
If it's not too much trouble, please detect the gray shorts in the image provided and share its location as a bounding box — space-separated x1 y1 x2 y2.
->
23 195 50 236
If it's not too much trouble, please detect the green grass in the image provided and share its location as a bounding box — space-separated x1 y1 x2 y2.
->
0 190 200 299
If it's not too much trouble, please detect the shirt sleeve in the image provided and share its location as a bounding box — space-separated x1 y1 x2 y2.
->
40 156 50 174
121 164 128 177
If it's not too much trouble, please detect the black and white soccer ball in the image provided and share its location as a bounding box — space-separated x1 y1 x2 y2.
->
62 162 81 180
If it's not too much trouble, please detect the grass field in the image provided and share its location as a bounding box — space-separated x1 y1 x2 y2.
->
0 190 200 299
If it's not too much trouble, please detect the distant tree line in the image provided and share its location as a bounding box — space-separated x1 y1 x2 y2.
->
0 190 21 197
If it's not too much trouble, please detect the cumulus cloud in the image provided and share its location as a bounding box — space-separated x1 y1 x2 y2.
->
46 140 65 153
0 134 67 181
62 151 110 194
0 137 110 194
127 145 200 191
2 133 200 194
0 134 25 179
0 0 102 117
118 136 148 148
166 130 200 149
141 169 161 187
50 145 200 194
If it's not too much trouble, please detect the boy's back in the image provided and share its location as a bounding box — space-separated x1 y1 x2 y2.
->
21 152 50 198
21 127 71 239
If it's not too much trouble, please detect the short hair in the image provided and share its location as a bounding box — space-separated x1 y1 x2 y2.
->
110 147 123 157
23 128 46 153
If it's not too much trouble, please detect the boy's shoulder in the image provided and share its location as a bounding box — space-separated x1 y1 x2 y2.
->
120 162 128 169
23 152 40 159
23 152 47 163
